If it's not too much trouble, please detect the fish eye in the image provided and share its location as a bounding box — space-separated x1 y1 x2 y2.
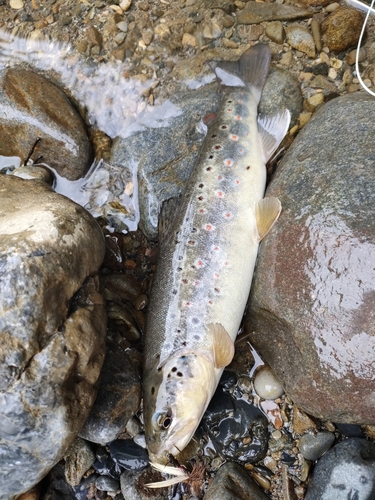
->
152 410 172 431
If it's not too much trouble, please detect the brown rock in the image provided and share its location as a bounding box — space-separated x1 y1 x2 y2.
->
321 7 364 52
86 25 103 48
0 68 92 180
237 3 313 24
293 407 317 435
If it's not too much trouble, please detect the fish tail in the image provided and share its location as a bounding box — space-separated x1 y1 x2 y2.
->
215 44 271 104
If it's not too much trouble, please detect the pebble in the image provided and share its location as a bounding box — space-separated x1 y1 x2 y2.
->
346 47 366 66
321 7 364 52
109 439 149 471
304 93 324 112
254 366 284 400
265 21 285 44
298 431 335 461
285 24 316 58
9 0 24 8
95 475 120 492
236 3 313 24
293 407 316 435
64 438 95 487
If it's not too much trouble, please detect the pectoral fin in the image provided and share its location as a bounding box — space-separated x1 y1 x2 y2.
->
208 323 235 368
255 197 282 241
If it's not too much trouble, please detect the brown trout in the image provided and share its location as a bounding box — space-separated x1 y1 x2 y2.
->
143 44 290 463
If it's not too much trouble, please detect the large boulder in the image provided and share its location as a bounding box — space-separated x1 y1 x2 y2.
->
245 92 375 424
0 175 106 497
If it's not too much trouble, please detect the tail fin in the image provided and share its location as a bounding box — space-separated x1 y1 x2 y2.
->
215 44 271 104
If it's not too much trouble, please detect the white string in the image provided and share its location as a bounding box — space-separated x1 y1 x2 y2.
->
355 0 375 97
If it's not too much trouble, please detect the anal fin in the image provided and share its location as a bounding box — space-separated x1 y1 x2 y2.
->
258 109 291 163
255 197 282 241
208 323 235 369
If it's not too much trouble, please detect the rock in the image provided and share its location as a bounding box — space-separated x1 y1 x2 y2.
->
245 92 375 424
109 439 149 471
321 7 364 52
95 475 120 493
120 468 168 500
0 68 93 180
265 21 285 44
285 24 315 58
79 345 141 444
205 462 270 500
236 3 313 24
305 439 375 499
258 68 303 127
253 366 283 400
64 438 95 487
0 175 106 497
298 431 335 461
293 407 316 435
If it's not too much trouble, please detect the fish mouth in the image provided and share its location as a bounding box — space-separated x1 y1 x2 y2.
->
147 417 199 464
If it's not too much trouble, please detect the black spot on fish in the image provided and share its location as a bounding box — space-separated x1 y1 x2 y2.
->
198 196 204 201
151 387 155 395
212 134 217 138
157 367 162 372
192 317 200 325
191 228 197 233
172 367 177 372
227 100 232 103
246 165 251 170
214 145 221 150
172 289 177 295
178 255 183 260
221 125 227 129
182 341 187 346
177 267 182 271
177 372 183 377
182 279 188 284
199 183 204 188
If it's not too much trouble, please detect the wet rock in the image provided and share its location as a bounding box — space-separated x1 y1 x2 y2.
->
120 468 168 500
0 68 93 180
95 475 120 492
205 462 269 500
285 24 315 58
321 7 364 52
41 462 76 500
236 3 313 24
245 92 375 424
203 383 269 463
0 175 106 497
79 346 141 444
335 423 365 438
305 438 375 499
64 438 95 487
258 68 303 127
109 439 149 471
298 431 335 461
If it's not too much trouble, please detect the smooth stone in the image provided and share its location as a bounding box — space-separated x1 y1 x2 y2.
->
64 438 95 487
0 175 106 497
0 68 93 180
298 431 335 461
305 438 375 499
236 3 313 24
321 7 364 52
285 24 315 58
205 462 270 500
95 475 120 492
109 439 149 471
258 68 303 127
79 345 141 444
245 92 375 424
253 366 284 400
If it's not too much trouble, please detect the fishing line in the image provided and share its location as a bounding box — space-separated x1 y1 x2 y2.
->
354 0 375 97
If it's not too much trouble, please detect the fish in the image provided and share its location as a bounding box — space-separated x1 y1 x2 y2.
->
143 43 290 464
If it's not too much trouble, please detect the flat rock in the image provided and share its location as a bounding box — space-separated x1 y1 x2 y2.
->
236 3 313 24
0 68 93 180
285 24 315 58
79 345 141 444
205 462 269 500
245 92 375 424
305 438 375 499
0 175 106 497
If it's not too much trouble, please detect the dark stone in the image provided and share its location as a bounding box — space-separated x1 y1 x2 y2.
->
0 175 106 497
305 438 375 499
109 439 149 471
245 92 375 424
0 68 93 180
205 462 270 500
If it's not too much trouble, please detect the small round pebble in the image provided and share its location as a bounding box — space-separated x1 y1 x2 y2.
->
298 431 335 461
253 366 284 400
95 475 120 492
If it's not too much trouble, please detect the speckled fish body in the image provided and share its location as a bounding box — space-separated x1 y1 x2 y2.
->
143 44 290 463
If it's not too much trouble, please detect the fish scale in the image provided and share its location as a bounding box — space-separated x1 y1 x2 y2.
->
143 44 290 463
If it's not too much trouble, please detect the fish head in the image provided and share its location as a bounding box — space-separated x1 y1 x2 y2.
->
144 351 217 464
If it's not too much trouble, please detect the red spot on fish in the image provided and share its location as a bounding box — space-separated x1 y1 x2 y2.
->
236 115 241 120
197 260 204 267
214 273 219 279
225 159 233 167
214 145 221 150
231 135 238 141
228 108 232 112
208 300 213 305
188 240 195 245
195 280 200 286
239 148 244 154
214 246 219 251
238 99 243 103
182 279 188 284
224 212 231 219
218 175 223 180
216 191 224 198
203 113 216 126
205 224 214 231
185 302 190 307
235 179 240 185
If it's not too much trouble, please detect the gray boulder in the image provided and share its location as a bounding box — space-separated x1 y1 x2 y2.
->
0 175 106 497
246 92 375 423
